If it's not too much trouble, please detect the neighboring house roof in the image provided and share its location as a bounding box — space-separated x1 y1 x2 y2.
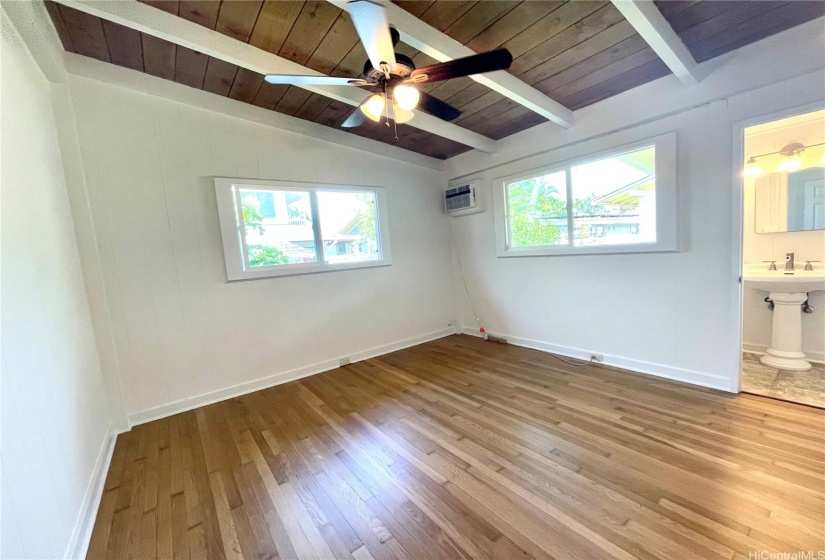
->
339 214 364 236
320 214 368 246
593 175 655 206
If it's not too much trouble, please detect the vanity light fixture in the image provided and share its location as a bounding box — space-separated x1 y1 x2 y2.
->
744 141 825 175
743 156 765 177
777 142 804 172
777 158 803 172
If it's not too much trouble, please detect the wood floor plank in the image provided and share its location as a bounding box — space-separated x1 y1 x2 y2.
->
90 335 825 559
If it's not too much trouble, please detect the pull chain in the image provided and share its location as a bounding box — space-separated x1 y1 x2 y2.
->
391 92 399 141
383 83 390 127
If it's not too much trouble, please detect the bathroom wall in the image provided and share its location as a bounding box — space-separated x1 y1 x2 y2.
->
743 111 825 362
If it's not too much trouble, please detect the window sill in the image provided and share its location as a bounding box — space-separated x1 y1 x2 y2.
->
226 259 392 281
498 242 678 258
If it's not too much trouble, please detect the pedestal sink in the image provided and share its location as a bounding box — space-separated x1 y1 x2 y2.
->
744 266 825 371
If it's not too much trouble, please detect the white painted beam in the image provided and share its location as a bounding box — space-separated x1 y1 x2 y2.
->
50 0 497 152
1 0 67 82
329 0 574 129
610 0 700 86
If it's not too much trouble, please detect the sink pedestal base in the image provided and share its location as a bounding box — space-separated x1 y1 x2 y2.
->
760 291 812 372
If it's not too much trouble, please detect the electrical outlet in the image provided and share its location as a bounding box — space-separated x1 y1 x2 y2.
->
339 357 351 367
590 354 604 363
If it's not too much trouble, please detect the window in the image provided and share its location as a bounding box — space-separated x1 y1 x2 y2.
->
494 133 677 257
215 178 391 280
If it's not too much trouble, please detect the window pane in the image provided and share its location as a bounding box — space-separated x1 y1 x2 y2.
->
254 191 276 218
506 170 568 247
317 191 380 263
571 145 656 246
239 189 318 267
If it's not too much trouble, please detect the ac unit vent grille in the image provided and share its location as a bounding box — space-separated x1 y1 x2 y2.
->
446 186 473 212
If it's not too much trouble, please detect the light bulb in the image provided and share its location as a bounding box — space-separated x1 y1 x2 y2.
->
393 85 420 111
360 94 385 122
392 104 414 124
778 157 802 173
743 157 764 177
743 165 764 177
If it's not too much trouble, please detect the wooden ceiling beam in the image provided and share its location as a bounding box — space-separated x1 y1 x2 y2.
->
610 0 701 86
49 0 497 153
328 0 575 129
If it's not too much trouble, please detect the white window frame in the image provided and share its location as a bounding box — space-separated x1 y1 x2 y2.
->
493 132 678 257
215 177 392 281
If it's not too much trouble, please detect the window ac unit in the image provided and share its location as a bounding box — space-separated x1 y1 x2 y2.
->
444 181 482 216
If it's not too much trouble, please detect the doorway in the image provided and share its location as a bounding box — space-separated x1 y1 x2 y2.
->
736 107 825 408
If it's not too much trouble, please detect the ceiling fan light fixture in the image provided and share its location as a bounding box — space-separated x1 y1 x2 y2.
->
393 85 420 111
361 94 386 122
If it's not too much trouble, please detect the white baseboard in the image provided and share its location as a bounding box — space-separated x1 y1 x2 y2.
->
64 425 117 560
462 327 732 392
127 327 456 427
742 343 825 364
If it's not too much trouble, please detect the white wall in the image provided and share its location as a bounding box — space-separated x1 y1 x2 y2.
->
66 73 454 425
1 12 114 560
444 20 825 392
742 114 825 361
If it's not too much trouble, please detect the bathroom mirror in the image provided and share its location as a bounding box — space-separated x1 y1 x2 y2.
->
754 167 825 233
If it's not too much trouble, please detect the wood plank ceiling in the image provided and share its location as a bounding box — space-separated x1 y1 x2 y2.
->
46 0 825 160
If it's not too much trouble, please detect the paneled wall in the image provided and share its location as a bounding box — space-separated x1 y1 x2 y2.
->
0 13 113 559
67 74 454 423
447 104 741 390
443 21 825 391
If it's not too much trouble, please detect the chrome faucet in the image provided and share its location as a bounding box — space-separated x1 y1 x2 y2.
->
784 252 795 273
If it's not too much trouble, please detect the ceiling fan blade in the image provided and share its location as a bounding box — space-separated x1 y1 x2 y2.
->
341 108 367 128
348 0 396 73
417 91 461 121
409 49 513 84
264 75 370 86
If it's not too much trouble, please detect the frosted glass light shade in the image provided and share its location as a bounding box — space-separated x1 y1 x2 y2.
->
743 157 764 177
778 157 802 172
361 94 385 122
743 164 764 177
393 85 420 111
393 104 414 123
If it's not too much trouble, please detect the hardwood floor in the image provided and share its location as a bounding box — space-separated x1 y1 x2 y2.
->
88 335 825 560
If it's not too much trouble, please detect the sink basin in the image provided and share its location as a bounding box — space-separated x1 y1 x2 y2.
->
743 265 824 372
744 269 825 293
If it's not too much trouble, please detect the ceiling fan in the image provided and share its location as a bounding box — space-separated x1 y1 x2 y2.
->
264 0 513 130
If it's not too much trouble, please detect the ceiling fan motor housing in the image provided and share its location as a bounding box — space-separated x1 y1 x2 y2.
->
363 52 416 84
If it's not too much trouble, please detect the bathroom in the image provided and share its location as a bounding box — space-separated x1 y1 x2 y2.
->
741 109 825 407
